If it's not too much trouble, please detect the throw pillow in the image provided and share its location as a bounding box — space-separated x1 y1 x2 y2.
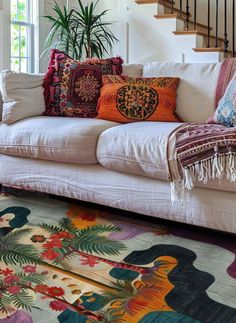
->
209 74 236 127
97 75 180 123
0 70 45 125
43 49 123 118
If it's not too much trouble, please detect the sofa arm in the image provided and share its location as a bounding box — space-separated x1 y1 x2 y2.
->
0 70 45 124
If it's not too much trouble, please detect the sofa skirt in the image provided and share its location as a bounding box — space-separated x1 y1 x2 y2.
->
0 154 235 234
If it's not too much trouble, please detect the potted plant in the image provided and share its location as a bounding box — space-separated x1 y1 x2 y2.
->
43 0 118 60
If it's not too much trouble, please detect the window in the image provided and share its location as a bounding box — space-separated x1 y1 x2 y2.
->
10 0 33 73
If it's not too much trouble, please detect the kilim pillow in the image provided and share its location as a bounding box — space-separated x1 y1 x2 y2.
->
97 75 180 123
43 50 123 118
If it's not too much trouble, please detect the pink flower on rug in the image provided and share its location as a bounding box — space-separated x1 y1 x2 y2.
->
43 239 62 249
41 249 60 260
80 255 99 267
49 300 67 311
35 284 49 294
47 286 65 297
51 231 75 239
4 275 20 285
0 268 14 276
7 285 21 295
22 265 37 273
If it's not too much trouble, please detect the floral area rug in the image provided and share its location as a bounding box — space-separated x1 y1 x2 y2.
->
0 193 236 323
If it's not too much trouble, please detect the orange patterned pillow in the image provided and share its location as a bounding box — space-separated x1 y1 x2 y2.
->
97 75 180 123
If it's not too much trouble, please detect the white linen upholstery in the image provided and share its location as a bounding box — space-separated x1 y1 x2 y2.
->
1 155 236 233
142 62 221 123
97 122 182 180
0 116 119 164
0 91 2 121
0 71 45 124
122 64 143 77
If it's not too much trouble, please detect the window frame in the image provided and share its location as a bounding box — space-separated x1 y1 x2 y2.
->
10 0 34 73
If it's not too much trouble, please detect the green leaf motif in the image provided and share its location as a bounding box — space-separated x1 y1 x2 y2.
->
17 272 48 285
73 234 126 256
0 245 41 266
9 288 35 311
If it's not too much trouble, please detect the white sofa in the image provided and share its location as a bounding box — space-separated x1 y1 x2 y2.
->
0 62 236 234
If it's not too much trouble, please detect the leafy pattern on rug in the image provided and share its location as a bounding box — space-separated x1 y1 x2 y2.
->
0 194 236 322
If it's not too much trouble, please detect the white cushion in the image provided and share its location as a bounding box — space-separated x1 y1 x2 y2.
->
0 71 45 124
0 116 119 164
97 121 181 180
122 64 143 77
142 62 222 123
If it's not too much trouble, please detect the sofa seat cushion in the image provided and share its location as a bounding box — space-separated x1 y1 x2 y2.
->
97 121 182 180
0 116 119 164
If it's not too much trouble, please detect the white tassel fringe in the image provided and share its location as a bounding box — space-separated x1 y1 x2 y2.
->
171 152 236 204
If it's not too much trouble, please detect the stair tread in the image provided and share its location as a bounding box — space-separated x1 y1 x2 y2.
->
193 47 224 52
136 0 174 4
174 31 224 42
155 14 178 19
154 14 213 31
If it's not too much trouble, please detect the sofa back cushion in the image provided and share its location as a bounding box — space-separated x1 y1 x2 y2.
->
0 71 44 124
142 62 222 122
122 64 143 78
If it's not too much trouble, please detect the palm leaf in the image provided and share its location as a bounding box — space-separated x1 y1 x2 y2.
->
79 224 121 236
59 218 78 235
0 245 41 266
97 308 125 323
17 272 48 285
10 288 35 311
1 228 32 246
73 234 126 256
102 280 137 303
0 296 14 315
39 222 64 234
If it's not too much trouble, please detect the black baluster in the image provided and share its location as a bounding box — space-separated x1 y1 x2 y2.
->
171 0 174 14
215 0 219 47
207 0 211 48
194 0 197 30
224 0 229 55
185 0 190 31
233 0 235 57
180 0 182 16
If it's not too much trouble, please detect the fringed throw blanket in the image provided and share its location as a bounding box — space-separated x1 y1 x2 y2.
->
168 123 236 201
169 58 236 202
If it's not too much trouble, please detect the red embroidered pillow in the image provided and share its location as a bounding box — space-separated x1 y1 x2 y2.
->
43 50 123 118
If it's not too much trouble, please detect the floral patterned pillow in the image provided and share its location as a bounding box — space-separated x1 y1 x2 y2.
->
43 50 123 118
211 74 236 127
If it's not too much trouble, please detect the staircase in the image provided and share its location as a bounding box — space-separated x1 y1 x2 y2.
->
128 0 236 63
